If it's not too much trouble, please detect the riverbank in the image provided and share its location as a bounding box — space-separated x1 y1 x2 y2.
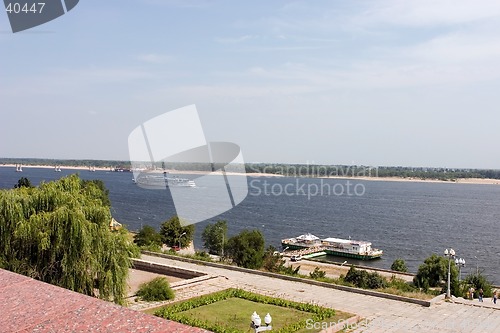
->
3 164 500 185
0 164 111 172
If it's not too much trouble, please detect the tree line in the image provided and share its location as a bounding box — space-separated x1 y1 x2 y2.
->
3 158 500 180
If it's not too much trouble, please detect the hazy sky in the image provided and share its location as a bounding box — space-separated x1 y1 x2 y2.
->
1 0 500 168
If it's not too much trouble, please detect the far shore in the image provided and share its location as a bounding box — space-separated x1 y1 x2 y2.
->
2 164 499 185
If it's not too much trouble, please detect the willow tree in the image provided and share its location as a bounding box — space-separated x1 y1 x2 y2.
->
0 174 136 304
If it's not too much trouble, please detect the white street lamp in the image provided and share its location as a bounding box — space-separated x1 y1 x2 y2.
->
444 248 455 299
455 258 465 281
251 311 272 332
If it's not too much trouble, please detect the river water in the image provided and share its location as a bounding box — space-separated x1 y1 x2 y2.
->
1 167 498 284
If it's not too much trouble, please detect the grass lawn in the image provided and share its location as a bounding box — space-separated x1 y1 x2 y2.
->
153 289 355 333
180 297 309 331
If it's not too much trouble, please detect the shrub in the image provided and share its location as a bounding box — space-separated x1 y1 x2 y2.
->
136 277 175 301
192 251 213 262
463 273 493 298
309 267 327 279
388 275 416 292
344 266 387 289
391 258 408 273
281 265 301 276
262 246 286 272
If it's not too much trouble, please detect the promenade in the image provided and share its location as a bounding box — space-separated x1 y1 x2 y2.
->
139 254 500 333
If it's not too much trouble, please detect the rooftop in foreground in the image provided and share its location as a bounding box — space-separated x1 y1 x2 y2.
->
0 268 208 333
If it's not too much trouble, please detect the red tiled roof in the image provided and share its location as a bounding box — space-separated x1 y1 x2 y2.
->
0 269 209 333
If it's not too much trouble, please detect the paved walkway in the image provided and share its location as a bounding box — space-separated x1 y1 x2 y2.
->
140 254 500 333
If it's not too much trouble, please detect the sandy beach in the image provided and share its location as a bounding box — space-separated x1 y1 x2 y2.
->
2 164 499 185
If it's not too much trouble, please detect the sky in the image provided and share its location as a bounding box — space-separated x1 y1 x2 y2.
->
1 0 500 169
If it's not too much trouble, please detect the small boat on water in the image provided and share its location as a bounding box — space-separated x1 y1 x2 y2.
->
282 233 383 260
15 164 22 172
54 166 62 172
133 171 196 189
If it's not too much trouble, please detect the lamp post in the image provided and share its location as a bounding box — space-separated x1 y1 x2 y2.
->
251 311 272 332
178 232 186 250
444 248 455 299
455 258 465 281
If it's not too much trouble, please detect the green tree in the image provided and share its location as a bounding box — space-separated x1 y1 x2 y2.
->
413 254 459 295
159 216 195 249
14 177 33 189
134 225 162 249
0 174 135 304
201 220 227 255
226 229 265 269
391 258 408 273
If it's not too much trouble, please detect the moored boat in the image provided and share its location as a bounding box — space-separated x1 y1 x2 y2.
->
282 233 383 260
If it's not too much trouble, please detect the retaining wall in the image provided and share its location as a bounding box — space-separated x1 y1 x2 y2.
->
132 258 206 279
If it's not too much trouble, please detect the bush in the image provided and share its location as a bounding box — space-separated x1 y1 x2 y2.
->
388 275 416 292
192 251 213 262
281 265 301 276
136 277 175 302
309 267 326 279
344 266 387 289
262 246 286 273
391 258 408 273
463 273 493 298
140 243 162 253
